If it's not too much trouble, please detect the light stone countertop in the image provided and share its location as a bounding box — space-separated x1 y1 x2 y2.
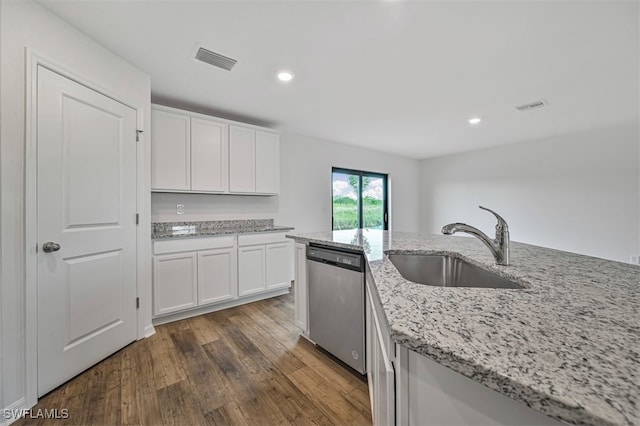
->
287 229 639 426
152 219 294 240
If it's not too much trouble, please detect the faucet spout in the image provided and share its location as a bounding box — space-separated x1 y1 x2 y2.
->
441 207 510 266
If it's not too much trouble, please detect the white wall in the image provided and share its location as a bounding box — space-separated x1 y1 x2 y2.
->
152 132 421 233
0 0 151 416
279 133 420 232
419 123 639 263
151 192 280 222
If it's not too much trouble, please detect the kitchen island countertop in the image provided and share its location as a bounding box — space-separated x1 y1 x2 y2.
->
287 229 639 426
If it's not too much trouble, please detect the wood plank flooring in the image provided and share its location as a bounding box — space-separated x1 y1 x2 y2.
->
17 290 372 425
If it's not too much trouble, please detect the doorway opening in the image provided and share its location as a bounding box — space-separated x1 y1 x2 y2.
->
332 168 388 230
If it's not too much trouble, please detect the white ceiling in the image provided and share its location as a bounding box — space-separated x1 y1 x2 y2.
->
37 0 639 159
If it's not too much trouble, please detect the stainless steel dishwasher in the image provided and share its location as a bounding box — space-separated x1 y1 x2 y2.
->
307 243 365 374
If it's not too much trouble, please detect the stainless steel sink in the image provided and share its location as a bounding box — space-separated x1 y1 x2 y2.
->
388 254 523 289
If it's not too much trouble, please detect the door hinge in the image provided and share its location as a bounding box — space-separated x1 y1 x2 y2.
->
136 297 140 309
136 129 143 142
136 213 139 225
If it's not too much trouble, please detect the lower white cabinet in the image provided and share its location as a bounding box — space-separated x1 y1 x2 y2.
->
197 248 236 305
153 252 198 316
238 245 266 296
395 346 564 426
238 232 292 297
266 242 292 290
364 274 564 426
366 280 395 426
154 233 293 321
293 242 308 334
153 236 236 316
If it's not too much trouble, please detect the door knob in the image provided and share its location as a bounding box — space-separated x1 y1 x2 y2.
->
42 242 61 253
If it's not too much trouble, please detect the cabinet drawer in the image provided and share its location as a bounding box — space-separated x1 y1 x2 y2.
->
154 236 236 255
237 232 288 247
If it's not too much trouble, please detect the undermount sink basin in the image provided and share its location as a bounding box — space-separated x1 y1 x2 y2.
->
388 254 523 289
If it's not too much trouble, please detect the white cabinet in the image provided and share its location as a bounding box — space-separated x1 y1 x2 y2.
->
197 248 236 305
229 125 256 193
151 109 190 191
238 232 292 297
366 280 395 426
266 242 291 290
365 276 563 426
238 245 266 296
151 106 228 193
255 130 279 194
395 346 564 426
153 252 198 315
229 125 280 195
294 242 309 334
191 117 228 192
152 105 280 195
153 236 236 316
153 233 293 323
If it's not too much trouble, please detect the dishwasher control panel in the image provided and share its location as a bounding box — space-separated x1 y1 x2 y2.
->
307 244 364 272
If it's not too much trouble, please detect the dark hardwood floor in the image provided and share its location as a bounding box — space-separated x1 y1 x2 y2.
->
18 289 372 425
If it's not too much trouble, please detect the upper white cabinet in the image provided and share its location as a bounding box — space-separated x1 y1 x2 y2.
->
151 109 191 191
229 125 280 195
151 107 228 192
191 117 228 192
255 131 280 194
229 125 256 193
152 104 279 195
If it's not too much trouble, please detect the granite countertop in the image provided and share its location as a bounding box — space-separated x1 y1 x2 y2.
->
287 229 639 426
153 219 294 240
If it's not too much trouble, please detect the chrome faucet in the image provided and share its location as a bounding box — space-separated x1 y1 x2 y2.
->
441 206 510 266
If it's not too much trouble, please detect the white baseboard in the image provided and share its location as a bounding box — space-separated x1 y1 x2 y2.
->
143 323 156 339
1 397 29 426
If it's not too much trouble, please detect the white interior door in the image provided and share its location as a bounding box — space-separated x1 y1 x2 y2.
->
36 66 138 396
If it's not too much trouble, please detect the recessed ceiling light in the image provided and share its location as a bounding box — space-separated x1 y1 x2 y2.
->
277 71 294 82
468 117 482 125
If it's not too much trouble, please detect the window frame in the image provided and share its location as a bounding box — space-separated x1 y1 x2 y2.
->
331 167 389 231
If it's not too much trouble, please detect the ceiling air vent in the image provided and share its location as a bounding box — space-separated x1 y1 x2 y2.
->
194 46 237 71
514 99 548 112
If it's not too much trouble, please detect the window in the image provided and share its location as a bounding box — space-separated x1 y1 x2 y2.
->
332 167 388 230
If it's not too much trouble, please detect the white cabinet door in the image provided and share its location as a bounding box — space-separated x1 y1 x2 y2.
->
367 284 395 426
198 247 236 306
399 346 563 426
229 125 255 193
151 109 190 190
255 131 279 194
374 327 395 426
153 252 198 316
294 243 308 333
191 117 228 192
238 245 265 296
265 241 292 290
